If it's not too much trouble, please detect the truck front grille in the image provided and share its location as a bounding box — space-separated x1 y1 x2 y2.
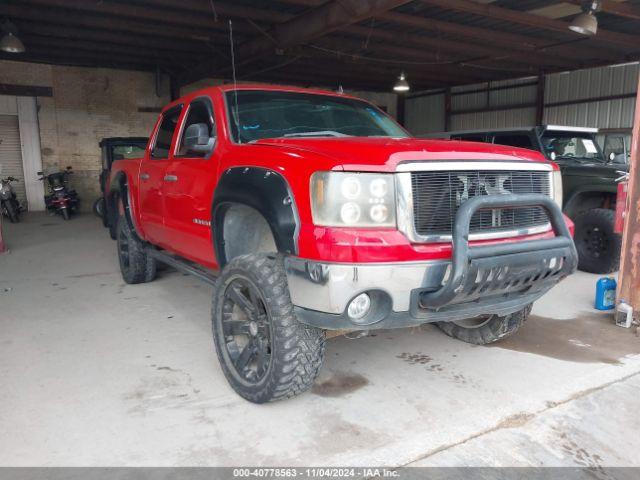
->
410 169 551 239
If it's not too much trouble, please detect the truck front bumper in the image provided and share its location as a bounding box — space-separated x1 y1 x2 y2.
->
285 194 578 331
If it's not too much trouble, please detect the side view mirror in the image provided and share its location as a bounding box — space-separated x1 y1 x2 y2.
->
184 123 215 155
609 152 627 164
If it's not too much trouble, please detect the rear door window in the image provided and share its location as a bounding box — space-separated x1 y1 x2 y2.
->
151 105 182 159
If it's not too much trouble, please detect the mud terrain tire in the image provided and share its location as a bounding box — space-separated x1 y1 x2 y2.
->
211 254 325 403
116 208 156 284
437 305 531 345
574 208 621 274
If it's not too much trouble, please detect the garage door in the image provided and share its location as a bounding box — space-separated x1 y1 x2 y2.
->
0 115 26 205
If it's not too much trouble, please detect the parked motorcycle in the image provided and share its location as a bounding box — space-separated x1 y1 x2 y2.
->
38 167 80 220
0 176 21 223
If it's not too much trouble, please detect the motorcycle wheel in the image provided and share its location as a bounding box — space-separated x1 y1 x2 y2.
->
61 207 70 220
93 197 105 219
5 201 19 223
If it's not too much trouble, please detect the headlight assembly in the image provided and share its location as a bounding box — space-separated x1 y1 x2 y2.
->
311 172 396 227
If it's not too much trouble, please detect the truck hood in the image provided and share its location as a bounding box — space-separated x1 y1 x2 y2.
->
559 161 629 179
252 137 547 171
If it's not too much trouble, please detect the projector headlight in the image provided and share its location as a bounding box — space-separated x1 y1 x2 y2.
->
311 172 396 227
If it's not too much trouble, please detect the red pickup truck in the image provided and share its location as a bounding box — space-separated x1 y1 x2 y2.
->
107 84 577 403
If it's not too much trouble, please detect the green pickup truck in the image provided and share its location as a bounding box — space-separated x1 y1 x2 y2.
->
432 126 629 274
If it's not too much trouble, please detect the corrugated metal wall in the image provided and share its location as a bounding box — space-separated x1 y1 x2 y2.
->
405 93 445 135
450 107 536 130
406 62 638 134
544 63 638 129
450 77 537 130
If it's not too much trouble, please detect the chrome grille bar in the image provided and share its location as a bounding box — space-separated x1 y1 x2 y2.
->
395 161 555 243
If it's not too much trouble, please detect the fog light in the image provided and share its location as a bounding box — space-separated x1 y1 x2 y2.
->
347 293 371 320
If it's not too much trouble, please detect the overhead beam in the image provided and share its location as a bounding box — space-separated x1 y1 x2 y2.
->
141 1 584 70
307 37 503 82
1 3 236 43
256 53 470 86
240 0 415 58
22 35 200 68
420 0 640 50
179 0 415 86
16 23 213 55
344 25 577 69
11 0 254 35
565 0 640 21
376 11 618 63
130 0 290 23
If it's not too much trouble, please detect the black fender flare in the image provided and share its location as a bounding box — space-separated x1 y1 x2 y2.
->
107 172 127 227
212 167 300 266
564 185 617 218
108 172 142 238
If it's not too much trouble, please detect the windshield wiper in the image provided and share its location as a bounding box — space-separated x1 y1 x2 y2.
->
282 130 351 138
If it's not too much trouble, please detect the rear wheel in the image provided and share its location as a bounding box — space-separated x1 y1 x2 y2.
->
574 208 621 274
4 201 19 223
437 305 531 345
211 254 325 403
116 205 156 284
93 197 105 219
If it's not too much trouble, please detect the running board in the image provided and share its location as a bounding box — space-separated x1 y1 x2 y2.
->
146 249 218 285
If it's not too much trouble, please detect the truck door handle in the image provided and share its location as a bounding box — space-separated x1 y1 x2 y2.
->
140 173 150 180
164 175 178 182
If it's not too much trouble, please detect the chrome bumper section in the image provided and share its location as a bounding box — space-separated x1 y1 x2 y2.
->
285 194 577 331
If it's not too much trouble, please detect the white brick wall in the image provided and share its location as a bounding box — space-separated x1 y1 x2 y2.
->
2 61 398 211
0 60 169 210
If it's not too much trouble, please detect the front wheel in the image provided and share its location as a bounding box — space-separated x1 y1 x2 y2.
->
211 254 325 403
61 207 70 220
436 305 531 345
574 208 621 274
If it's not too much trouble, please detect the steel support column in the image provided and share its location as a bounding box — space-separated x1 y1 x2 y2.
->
616 72 640 320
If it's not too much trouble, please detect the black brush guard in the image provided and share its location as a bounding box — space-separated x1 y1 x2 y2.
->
290 193 577 330
417 193 578 314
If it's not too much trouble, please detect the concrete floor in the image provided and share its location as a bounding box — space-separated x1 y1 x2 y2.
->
1 213 639 467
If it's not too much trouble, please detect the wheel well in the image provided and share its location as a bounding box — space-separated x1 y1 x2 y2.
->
217 204 277 266
565 191 616 218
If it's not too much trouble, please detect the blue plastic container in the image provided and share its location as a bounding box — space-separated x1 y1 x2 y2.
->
595 277 617 310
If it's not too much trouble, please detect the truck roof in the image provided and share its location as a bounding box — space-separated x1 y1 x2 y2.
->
162 83 367 113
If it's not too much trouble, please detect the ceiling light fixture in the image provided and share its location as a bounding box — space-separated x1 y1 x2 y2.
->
569 0 601 36
393 72 410 93
0 21 25 53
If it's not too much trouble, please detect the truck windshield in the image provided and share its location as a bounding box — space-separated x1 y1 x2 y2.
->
225 90 408 143
541 132 605 163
